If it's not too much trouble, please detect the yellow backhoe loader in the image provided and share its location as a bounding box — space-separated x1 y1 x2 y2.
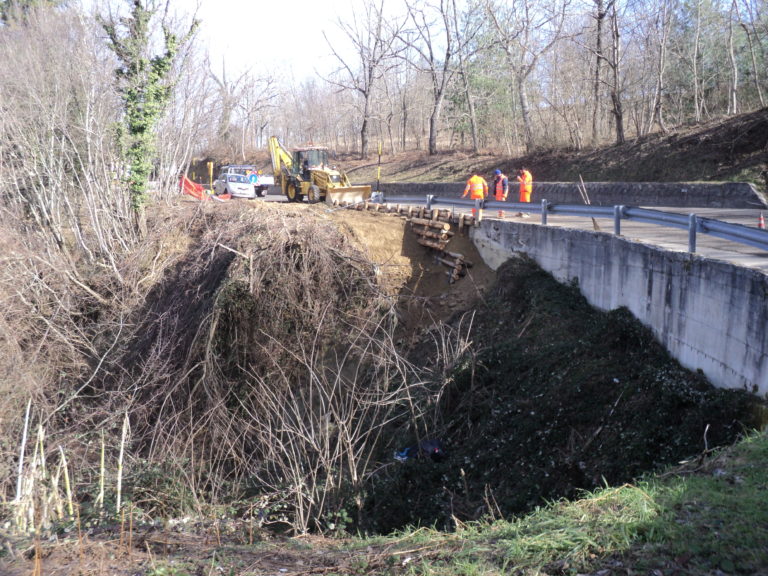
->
268 136 371 205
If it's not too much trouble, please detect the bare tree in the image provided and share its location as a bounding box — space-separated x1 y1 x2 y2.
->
155 43 220 198
326 0 405 159
239 74 279 151
485 0 570 153
607 0 625 144
691 0 703 121
590 0 610 146
451 0 485 153
209 62 250 159
727 0 740 114
234 73 279 159
0 5 136 272
399 0 460 155
735 0 764 107
646 0 673 134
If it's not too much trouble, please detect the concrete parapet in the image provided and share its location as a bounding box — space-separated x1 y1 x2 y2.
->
471 219 768 395
375 181 766 208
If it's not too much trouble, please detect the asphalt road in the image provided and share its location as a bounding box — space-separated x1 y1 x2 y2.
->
258 191 768 274
521 207 768 274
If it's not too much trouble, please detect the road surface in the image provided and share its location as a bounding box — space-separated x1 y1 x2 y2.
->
257 191 768 274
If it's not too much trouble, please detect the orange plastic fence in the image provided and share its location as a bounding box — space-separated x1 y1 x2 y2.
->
179 175 207 200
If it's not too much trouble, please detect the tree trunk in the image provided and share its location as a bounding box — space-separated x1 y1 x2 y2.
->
517 74 535 152
692 0 702 122
460 69 479 153
609 4 624 144
740 22 764 107
428 99 442 155
727 0 739 115
360 97 370 161
591 0 606 146
648 0 669 135
401 92 408 151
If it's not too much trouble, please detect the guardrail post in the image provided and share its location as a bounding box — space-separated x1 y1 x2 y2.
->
688 213 697 253
541 199 548 225
426 194 434 211
614 205 623 236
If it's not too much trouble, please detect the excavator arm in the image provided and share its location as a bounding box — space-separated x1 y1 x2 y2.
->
269 136 294 179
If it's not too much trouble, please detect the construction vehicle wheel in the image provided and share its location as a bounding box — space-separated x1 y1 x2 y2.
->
308 185 321 204
286 184 304 203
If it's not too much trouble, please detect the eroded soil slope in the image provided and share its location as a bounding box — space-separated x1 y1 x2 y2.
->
2 199 766 576
329 208 496 340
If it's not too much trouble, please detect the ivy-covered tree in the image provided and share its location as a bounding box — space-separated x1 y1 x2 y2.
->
100 0 197 222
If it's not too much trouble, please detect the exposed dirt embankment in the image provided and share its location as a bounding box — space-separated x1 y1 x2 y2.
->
318 206 765 533
2 199 766 576
329 208 496 342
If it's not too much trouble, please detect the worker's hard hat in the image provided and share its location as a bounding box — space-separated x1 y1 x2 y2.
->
494 169 501 175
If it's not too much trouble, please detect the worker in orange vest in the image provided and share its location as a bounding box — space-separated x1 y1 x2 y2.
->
517 168 533 202
492 169 509 218
462 173 488 201
493 169 508 201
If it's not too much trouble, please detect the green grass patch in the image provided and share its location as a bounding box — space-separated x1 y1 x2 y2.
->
351 430 768 574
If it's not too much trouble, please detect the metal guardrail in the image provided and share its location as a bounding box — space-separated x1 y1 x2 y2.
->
381 194 768 253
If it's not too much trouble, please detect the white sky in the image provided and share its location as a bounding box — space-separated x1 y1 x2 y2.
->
83 0 356 80
183 0 353 79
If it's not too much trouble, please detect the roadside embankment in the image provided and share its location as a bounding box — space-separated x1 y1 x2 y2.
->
471 219 768 395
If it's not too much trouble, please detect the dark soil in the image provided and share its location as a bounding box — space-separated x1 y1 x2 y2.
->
364 255 767 533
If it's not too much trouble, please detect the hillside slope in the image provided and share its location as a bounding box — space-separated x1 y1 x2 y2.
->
2 112 768 576
342 108 768 187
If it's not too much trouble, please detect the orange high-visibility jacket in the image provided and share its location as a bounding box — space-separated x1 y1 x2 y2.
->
517 169 532 202
463 175 488 200
494 173 509 201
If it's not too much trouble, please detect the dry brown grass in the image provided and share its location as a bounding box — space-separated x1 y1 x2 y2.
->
0 201 446 536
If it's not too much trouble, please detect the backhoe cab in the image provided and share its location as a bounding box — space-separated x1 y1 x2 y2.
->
268 136 371 205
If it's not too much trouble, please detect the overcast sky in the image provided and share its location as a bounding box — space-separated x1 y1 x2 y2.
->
83 0 356 80
188 0 354 79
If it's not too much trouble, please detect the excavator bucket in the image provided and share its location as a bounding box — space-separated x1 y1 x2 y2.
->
325 185 372 205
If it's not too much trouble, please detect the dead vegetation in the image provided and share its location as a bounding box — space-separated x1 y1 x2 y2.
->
2 111 768 573
1 200 486 541
342 108 768 187
0 192 766 574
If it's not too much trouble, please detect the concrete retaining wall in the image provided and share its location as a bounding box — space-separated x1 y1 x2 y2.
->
471 220 768 395
374 181 766 208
